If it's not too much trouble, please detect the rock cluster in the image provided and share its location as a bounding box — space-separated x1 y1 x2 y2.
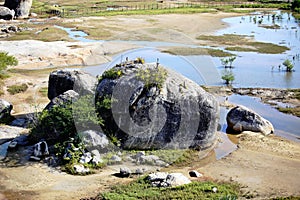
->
147 172 191 187
48 70 97 100
95 62 219 150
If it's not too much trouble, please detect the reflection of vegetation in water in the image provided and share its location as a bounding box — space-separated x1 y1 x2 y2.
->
100 177 240 200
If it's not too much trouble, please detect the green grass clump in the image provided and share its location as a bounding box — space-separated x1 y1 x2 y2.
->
100 177 240 200
7 83 28 95
38 87 48 97
197 34 289 54
137 66 168 89
162 47 234 57
277 107 300 118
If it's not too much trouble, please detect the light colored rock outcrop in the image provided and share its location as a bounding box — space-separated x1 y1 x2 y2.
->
0 6 15 20
226 105 274 135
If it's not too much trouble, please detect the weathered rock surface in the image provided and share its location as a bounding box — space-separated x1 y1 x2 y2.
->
95 63 219 150
147 172 191 187
48 70 97 100
0 99 14 124
4 0 33 18
226 105 274 135
81 130 110 152
0 6 15 20
45 90 79 110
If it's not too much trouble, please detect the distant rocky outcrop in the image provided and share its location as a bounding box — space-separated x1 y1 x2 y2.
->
48 70 97 100
0 99 14 124
4 0 32 18
0 6 15 20
95 62 219 150
226 105 274 135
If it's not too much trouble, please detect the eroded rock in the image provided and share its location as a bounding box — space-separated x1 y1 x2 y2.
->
95 62 219 150
48 70 96 100
226 105 274 135
4 0 33 18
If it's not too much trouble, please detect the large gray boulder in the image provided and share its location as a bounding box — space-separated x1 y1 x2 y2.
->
4 0 32 18
45 90 79 110
226 105 274 135
0 99 13 124
48 70 96 100
80 130 110 152
0 6 15 20
95 62 219 150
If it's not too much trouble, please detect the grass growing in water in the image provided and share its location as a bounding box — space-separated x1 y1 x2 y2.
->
161 47 235 57
99 177 240 200
198 34 289 54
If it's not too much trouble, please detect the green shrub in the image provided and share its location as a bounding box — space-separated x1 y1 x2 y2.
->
136 66 168 89
0 51 18 73
221 70 235 85
29 95 102 144
282 59 294 72
292 0 300 11
7 83 28 95
98 68 123 82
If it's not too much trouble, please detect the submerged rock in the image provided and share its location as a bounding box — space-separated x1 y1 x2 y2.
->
226 105 274 135
95 62 219 150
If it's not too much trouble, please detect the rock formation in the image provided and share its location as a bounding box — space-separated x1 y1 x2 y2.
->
226 105 274 135
48 70 97 100
0 99 14 124
4 0 32 18
0 6 15 20
95 62 219 150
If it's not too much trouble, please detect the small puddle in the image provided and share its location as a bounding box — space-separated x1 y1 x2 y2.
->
0 142 10 161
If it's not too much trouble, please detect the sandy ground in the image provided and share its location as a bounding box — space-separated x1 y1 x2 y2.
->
0 12 300 200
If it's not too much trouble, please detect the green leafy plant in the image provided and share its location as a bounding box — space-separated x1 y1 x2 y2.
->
221 70 235 85
29 95 102 144
221 56 236 68
282 59 294 72
98 68 123 82
136 66 168 89
0 51 18 74
292 0 300 11
7 83 28 95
